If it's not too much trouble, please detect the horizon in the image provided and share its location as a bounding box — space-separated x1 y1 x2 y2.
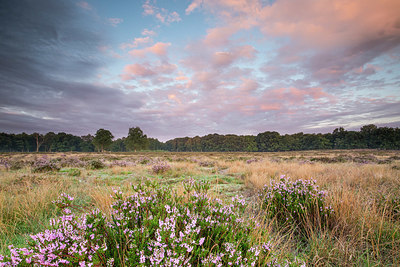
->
1 123 396 143
1 0 400 142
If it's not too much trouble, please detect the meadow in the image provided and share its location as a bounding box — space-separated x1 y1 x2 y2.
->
0 150 399 266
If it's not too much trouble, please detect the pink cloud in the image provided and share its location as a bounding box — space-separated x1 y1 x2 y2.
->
142 0 181 24
108 18 123 27
142 29 157 36
77 1 92 10
121 62 177 80
186 0 202 14
265 87 331 105
258 0 400 50
121 37 152 49
203 26 237 48
122 64 155 78
142 0 155 15
129 42 171 58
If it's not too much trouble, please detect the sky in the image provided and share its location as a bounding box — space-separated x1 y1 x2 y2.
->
0 0 400 141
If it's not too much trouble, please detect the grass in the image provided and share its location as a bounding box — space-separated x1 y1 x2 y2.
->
0 150 399 265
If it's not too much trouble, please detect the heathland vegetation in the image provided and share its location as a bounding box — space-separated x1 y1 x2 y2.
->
0 150 399 265
1 124 400 153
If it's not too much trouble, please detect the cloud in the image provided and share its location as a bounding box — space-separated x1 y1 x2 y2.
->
108 17 123 27
129 42 171 58
0 0 148 137
142 29 157 36
142 0 181 24
186 0 202 14
77 1 92 10
121 37 152 49
121 62 177 80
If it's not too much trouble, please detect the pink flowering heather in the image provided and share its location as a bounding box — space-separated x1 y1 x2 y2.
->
0 179 304 266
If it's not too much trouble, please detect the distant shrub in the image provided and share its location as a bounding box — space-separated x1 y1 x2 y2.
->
9 160 26 170
87 159 105 170
259 175 333 234
110 160 135 167
199 161 214 167
32 158 60 173
151 162 171 174
137 157 150 165
59 156 86 168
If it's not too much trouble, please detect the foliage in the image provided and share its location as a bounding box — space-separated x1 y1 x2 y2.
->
0 181 284 266
32 157 60 173
87 159 105 170
124 127 149 152
259 175 334 234
93 129 114 152
151 162 171 174
1 124 400 152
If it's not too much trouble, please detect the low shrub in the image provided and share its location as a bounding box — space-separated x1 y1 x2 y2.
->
0 180 289 266
32 158 60 173
199 161 214 167
9 160 26 170
259 175 333 235
87 159 105 170
151 162 171 174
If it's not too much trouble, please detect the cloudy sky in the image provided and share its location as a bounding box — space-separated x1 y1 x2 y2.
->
0 0 399 141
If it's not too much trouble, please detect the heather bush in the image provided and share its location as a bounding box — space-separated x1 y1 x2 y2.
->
137 157 151 165
110 160 135 167
0 180 290 266
199 161 214 167
259 175 333 234
32 158 60 173
58 156 86 168
151 162 171 174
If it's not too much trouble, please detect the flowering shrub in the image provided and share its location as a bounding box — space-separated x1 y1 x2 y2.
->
59 156 86 168
0 180 281 266
32 157 60 173
259 175 333 233
151 162 171 174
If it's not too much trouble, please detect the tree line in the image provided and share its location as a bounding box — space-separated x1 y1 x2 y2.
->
0 124 399 152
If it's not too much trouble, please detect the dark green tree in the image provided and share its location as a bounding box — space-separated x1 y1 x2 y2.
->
125 127 148 152
93 129 114 152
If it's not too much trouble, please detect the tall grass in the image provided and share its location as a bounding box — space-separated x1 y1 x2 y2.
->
0 150 399 265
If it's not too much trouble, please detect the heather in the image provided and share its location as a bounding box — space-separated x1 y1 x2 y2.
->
1 181 281 266
1 150 400 266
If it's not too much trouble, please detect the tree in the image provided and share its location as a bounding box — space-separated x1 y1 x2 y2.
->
125 127 148 152
43 132 56 152
255 131 281 151
93 129 114 152
32 132 44 152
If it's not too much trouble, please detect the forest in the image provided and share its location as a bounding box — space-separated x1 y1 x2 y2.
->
0 124 399 152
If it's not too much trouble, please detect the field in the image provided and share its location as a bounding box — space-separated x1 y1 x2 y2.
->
1 150 400 266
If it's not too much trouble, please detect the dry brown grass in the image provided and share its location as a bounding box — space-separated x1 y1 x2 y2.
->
0 150 399 264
